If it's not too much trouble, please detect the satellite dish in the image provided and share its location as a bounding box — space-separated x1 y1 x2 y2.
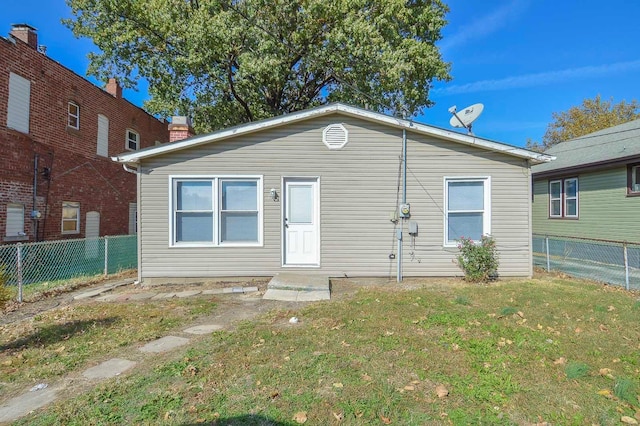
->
448 103 484 134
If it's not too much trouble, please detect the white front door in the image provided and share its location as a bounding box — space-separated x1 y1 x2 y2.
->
283 178 319 266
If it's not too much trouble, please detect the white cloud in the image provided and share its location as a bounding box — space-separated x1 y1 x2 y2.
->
434 60 640 95
439 1 528 52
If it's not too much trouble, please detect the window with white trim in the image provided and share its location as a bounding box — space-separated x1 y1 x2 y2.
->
68 101 79 129
62 201 80 234
627 164 640 195
444 177 491 245
6 203 25 237
171 177 262 246
126 129 139 151
549 178 578 218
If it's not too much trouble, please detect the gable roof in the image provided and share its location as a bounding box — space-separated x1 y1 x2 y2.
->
112 103 553 165
532 118 640 176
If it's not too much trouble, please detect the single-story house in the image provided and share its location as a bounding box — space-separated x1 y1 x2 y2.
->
532 118 640 243
113 103 552 283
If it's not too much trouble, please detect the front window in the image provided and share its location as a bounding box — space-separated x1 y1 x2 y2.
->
62 201 80 234
445 177 491 246
126 129 139 151
171 177 262 246
549 178 579 218
628 164 640 195
68 102 79 129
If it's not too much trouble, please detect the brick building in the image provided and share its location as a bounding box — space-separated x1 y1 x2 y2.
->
1 24 170 243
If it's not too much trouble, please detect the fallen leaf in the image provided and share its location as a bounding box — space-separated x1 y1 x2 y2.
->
293 411 307 424
341 341 351 347
597 389 612 397
553 357 566 365
517 311 525 318
435 384 449 398
537 324 543 330
333 382 343 388
404 385 415 391
599 324 608 332
55 346 65 353
332 412 343 421
621 416 638 425
574 327 582 333
608 305 616 311
362 374 372 382
598 368 612 376
452 343 460 351
380 414 392 424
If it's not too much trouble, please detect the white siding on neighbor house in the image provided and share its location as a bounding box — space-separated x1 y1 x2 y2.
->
7 72 31 133
138 115 533 279
97 114 109 157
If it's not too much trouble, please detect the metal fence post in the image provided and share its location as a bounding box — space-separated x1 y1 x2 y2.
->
104 237 109 277
16 243 23 303
623 242 629 291
545 236 550 271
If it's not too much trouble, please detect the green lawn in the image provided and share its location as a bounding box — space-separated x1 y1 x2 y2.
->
10 275 640 425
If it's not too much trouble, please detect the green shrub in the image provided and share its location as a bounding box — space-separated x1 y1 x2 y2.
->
456 235 499 283
614 377 638 406
0 265 14 309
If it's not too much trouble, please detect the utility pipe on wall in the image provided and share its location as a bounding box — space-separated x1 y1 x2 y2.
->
397 128 407 283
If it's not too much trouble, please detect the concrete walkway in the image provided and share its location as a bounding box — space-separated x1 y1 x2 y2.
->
0 281 281 423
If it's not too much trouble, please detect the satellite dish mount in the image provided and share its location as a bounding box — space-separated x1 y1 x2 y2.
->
448 103 484 135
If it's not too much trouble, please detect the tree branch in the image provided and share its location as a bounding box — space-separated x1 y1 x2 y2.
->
227 58 253 121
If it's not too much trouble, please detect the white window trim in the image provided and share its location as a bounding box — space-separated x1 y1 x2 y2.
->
61 201 80 234
443 176 491 247
126 129 139 151
68 101 80 129
549 178 579 218
633 166 640 192
168 175 263 248
564 177 578 218
549 179 563 218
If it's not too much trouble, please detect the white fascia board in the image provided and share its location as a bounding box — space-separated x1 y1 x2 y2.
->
111 103 554 164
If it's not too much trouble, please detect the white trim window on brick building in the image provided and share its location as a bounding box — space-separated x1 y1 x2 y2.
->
68 101 80 129
126 129 139 150
62 201 80 234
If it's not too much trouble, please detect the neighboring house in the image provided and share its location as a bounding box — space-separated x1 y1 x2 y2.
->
113 103 551 283
0 24 170 243
532 119 640 242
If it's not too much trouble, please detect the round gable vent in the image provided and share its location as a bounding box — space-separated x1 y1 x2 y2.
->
323 123 348 150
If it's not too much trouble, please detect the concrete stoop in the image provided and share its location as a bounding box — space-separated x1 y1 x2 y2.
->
263 273 330 302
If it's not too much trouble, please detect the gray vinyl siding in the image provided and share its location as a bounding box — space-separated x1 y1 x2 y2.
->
139 114 532 279
533 167 640 242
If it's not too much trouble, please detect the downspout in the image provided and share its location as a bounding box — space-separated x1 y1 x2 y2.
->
397 127 407 283
33 154 38 239
121 162 142 285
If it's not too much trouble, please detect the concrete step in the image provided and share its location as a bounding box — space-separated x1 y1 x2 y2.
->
263 273 330 301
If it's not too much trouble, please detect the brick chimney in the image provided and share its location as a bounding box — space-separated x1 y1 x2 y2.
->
168 116 195 142
10 24 38 49
105 78 122 98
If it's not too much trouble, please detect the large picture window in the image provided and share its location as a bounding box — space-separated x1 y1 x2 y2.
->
444 177 491 246
171 177 262 246
549 178 578 218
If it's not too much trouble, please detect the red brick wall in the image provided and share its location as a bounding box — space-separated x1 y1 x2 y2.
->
0 33 169 243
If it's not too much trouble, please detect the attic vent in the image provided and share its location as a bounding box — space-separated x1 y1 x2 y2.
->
323 124 348 150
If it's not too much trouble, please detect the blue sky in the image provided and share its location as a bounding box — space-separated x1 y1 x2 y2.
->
2 0 640 147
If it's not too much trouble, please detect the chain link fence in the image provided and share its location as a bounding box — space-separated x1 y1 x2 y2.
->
0 235 136 302
533 234 640 290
